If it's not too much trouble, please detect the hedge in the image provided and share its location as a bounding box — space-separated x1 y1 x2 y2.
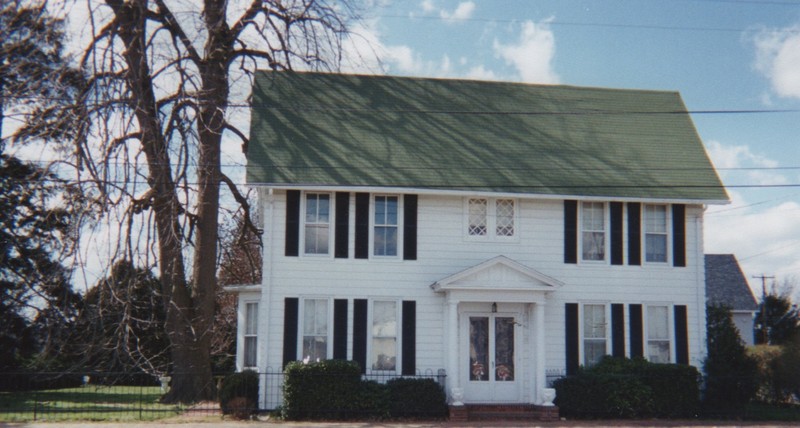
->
554 356 700 418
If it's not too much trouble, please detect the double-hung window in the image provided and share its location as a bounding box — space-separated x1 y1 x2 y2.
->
466 198 516 239
581 202 606 261
582 304 607 366
646 305 671 363
304 193 331 255
301 298 330 361
243 302 258 368
373 195 399 257
371 300 398 371
644 205 668 263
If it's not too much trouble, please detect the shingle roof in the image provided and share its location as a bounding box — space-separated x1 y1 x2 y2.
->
247 71 728 202
705 254 759 311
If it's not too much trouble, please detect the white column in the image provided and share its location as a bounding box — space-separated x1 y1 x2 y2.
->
534 301 547 405
447 298 461 404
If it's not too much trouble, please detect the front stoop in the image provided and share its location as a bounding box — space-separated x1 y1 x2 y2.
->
449 404 559 422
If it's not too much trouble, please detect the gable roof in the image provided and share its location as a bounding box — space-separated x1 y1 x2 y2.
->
247 71 728 203
705 254 759 311
430 255 564 293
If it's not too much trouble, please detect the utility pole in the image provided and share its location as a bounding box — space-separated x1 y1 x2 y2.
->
753 274 775 344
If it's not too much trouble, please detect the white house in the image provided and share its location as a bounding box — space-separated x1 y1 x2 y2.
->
232 72 729 410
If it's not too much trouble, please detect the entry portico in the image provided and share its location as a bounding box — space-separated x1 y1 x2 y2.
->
430 256 562 405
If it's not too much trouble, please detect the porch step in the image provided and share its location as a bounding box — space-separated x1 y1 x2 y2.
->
451 404 559 422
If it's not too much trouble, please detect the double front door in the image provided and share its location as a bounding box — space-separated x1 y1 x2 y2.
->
461 309 521 402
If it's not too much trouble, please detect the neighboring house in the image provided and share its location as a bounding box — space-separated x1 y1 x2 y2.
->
233 71 729 409
705 254 759 346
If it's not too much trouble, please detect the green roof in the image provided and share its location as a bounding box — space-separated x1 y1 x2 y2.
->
247 72 728 202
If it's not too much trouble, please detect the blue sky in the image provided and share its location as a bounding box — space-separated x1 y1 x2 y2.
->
341 0 800 297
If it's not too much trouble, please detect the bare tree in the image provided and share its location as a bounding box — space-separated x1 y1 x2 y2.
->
67 0 358 402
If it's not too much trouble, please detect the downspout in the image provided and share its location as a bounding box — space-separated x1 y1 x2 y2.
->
262 187 275 370
695 206 708 368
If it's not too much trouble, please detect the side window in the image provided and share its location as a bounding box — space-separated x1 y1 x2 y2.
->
373 195 399 257
244 302 258 368
581 202 606 261
466 198 516 239
371 300 398 371
646 305 671 363
301 298 330 361
644 204 668 263
582 304 608 366
304 193 331 255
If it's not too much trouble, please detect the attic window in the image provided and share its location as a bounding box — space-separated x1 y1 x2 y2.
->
466 198 516 240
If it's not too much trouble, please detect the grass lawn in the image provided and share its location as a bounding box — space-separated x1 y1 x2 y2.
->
0 385 186 422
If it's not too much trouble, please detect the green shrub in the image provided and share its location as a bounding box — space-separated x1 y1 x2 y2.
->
219 370 259 416
554 356 700 419
282 360 363 420
704 305 759 415
387 378 447 418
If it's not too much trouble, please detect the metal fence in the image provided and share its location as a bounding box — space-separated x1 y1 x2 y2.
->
0 369 447 422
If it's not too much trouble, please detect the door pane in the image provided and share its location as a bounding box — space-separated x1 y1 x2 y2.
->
495 317 515 381
469 317 489 381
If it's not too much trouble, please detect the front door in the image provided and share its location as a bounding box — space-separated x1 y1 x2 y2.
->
462 311 520 402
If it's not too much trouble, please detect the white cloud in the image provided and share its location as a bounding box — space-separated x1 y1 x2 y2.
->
440 1 475 23
493 20 559 84
703 140 800 293
420 0 436 14
464 64 497 81
753 25 800 99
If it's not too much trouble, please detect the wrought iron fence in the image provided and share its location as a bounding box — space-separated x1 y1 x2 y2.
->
0 369 446 422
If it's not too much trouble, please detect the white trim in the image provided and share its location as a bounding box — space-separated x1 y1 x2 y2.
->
298 297 334 362
224 284 262 293
579 303 611 367
369 194 404 259
301 192 335 258
256 185 730 206
463 197 519 242
367 299 402 375
579 201 608 264
644 304 675 364
431 255 564 292
643 203 671 265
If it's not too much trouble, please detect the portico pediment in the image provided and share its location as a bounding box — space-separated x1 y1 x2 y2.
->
430 256 563 294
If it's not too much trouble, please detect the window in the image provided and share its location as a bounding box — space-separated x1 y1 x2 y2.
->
644 205 668 263
371 300 398 371
466 198 516 239
582 304 607 366
581 202 606 261
647 305 671 363
468 198 488 236
302 299 329 361
244 302 258 367
373 195 399 256
304 193 331 255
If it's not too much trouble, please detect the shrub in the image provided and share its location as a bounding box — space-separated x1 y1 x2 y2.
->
554 356 700 419
282 360 363 420
770 334 800 402
227 396 256 420
219 370 259 416
704 305 759 415
387 378 447 418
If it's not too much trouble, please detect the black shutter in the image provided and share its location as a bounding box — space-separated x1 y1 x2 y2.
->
285 190 300 257
564 200 578 264
333 299 348 360
403 195 418 261
675 305 689 365
629 304 643 359
353 299 368 373
335 192 350 259
611 303 625 358
565 303 579 375
628 203 641 266
610 202 624 265
354 193 369 259
672 204 686 267
402 301 416 375
282 298 299 368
